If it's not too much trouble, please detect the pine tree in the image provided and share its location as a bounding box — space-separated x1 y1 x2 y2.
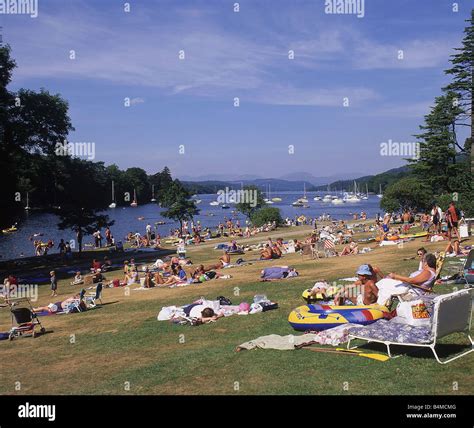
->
444 9 474 172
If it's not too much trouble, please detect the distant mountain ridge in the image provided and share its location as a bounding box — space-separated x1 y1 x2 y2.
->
183 166 410 194
181 166 410 194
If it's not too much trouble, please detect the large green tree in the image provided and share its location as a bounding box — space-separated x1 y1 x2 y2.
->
160 179 199 235
235 185 265 219
380 177 432 213
0 45 74 226
57 159 113 254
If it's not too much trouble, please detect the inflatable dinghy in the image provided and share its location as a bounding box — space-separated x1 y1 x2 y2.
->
288 303 389 331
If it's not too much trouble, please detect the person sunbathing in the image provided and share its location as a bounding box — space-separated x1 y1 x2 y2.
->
260 245 273 260
339 240 358 256
334 265 379 305
154 265 187 286
70 272 83 286
271 244 282 258
260 266 298 281
33 293 83 314
387 253 437 295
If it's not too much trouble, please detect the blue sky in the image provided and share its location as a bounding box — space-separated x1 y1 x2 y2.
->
2 0 471 179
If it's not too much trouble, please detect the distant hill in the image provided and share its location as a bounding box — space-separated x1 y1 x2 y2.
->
279 171 365 186
182 166 411 195
313 166 411 193
182 178 316 194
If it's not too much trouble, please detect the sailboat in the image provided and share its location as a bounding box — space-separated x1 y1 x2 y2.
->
130 188 138 207
344 181 361 202
109 181 116 208
150 184 156 202
292 183 309 206
377 184 383 198
265 184 274 204
361 183 369 200
300 183 309 203
25 192 31 210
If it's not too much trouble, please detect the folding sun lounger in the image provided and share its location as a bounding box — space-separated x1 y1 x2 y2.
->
346 289 473 364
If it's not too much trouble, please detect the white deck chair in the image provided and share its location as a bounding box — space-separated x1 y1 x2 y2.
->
347 290 473 364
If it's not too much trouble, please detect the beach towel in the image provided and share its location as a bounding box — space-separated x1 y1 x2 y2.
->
260 267 296 280
376 278 409 305
236 324 359 351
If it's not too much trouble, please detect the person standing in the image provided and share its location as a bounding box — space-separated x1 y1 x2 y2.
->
431 203 443 234
57 239 66 257
146 223 152 241
105 226 112 246
50 270 58 297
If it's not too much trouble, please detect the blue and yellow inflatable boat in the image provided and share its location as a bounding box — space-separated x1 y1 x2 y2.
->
288 303 389 331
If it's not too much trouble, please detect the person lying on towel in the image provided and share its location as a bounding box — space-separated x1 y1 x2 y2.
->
33 293 84 314
260 266 298 281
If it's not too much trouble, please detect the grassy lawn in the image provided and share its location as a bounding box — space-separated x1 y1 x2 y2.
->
0 226 473 395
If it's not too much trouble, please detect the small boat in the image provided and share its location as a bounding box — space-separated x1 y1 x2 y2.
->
151 184 156 203
221 204 230 209
25 192 31 210
313 196 322 201
210 201 219 206
194 199 202 204
2 224 18 234
271 197 282 202
109 181 117 208
292 201 304 207
130 188 138 207
331 197 344 205
299 183 309 203
288 303 389 331
377 184 383 198
155 221 166 225
137 216 145 221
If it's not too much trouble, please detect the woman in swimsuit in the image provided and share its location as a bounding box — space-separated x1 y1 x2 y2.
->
388 253 437 295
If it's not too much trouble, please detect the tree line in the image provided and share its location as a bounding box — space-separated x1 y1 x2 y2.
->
381 10 474 216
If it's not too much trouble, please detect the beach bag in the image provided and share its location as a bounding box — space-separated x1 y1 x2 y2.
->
217 296 232 306
396 299 431 327
459 224 469 238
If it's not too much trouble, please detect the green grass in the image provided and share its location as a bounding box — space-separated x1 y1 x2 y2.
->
0 226 473 395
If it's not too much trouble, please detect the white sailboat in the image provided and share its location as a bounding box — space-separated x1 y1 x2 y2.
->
25 192 31 210
361 183 369 200
344 181 361 202
265 184 274 204
130 188 138 207
150 184 156 202
300 183 309 203
109 181 116 208
377 184 383 198
209 201 220 206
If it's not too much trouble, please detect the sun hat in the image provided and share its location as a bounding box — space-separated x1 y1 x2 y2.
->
356 264 372 276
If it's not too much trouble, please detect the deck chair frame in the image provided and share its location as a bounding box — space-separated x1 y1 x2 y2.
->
347 290 473 364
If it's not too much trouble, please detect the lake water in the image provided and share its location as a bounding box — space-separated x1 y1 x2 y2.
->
0 192 382 260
